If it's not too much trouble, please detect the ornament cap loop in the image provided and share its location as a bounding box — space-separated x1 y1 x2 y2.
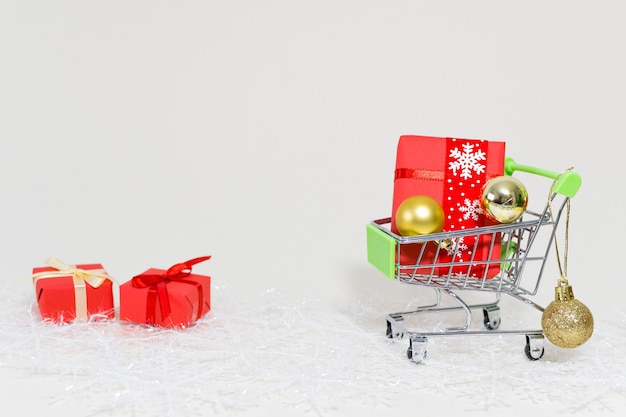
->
436 237 454 252
554 278 574 301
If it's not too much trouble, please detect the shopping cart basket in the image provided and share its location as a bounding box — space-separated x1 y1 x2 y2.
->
366 158 581 363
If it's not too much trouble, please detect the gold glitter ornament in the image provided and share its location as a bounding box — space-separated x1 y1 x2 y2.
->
541 278 594 348
540 167 593 349
395 195 445 236
481 176 528 223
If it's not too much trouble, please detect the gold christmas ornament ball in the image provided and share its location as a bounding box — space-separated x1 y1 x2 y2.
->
395 195 445 236
481 176 528 223
541 280 594 348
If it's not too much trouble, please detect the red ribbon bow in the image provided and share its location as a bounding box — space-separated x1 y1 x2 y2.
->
131 256 211 325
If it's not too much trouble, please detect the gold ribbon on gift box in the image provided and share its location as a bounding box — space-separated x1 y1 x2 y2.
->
32 257 115 321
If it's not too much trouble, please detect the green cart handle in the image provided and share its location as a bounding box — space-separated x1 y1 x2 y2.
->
504 157 581 198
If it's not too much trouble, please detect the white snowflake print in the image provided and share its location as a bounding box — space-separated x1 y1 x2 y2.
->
444 236 468 258
458 198 484 221
451 271 479 279
448 142 487 180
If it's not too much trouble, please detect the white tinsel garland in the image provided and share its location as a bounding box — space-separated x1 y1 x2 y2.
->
0 284 624 416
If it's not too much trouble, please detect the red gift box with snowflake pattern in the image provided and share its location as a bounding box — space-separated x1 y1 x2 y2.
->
391 135 505 279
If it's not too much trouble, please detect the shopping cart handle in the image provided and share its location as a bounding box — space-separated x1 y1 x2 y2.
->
504 157 582 198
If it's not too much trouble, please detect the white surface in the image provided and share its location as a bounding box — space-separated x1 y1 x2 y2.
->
1 1 625 416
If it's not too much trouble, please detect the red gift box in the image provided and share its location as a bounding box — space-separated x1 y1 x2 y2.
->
391 136 506 278
32 258 115 323
119 256 212 329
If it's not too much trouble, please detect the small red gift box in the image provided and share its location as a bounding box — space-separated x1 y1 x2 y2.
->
391 136 506 278
119 256 212 329
32 258 115 323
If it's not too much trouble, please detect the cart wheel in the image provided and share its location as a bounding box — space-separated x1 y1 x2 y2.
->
483 306 501 330
386 319 404 340
407 336 427 364
524 334 545 361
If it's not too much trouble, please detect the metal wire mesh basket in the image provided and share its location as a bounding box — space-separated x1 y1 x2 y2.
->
366 158 581 363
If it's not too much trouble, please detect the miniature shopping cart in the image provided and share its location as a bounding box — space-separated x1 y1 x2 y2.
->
366 158 581 363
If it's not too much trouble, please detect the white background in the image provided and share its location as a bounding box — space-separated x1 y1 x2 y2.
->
1 1 624 416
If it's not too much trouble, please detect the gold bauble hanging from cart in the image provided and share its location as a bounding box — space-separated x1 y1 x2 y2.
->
481 175 528 223
541 279 594 348
395 195 445 236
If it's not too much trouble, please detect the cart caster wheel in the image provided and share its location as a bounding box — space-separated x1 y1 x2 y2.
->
386 320 404 339
483 306 501 330
524 334 545 361
407 336 427 364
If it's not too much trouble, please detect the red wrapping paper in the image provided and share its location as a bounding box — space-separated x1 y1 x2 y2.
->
391 135 505 278
32 262 115 324
119 257 212 329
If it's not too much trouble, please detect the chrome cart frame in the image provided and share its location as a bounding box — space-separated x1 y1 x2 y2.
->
366 158 581 363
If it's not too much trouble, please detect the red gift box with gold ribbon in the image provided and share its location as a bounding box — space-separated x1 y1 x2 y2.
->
119 256 212 329
32 258 116 323
391 136 505 279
